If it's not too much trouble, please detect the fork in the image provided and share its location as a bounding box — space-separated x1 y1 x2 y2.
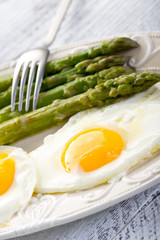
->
11 0 71 112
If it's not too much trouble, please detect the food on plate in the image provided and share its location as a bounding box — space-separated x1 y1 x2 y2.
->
0 37 139 145
30 84 160 193
0 72 159 145
0 56 131 110
0 146 36 224
44 37 138 76
0 66 134 123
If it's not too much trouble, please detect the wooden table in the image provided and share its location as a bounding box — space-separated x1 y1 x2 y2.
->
1 0 160 239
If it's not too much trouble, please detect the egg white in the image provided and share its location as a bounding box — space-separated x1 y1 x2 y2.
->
30 83 160 193
0 146 36 224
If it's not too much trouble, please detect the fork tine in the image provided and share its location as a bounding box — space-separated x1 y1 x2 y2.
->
11 61 23 111
18 62 30 111
32 62 45 110
25 62 37 111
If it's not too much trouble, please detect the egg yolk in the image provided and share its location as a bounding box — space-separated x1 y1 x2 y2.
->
0 153 15 196
61 128 124 172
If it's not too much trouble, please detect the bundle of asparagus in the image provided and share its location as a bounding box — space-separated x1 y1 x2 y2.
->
44 37 138 76
0 72 159 145
0 55 131 110
0 36 148 145
0 66 134 123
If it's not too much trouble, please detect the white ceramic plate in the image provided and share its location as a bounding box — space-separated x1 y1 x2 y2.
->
1 32 160 240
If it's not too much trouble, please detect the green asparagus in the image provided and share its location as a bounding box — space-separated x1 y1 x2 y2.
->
44 37 138 76
0 38 137 93
0 37 138 92
42 55 131 88
41 68 82 90
0 66 134 123
0 74 13 92
0 67 85 109
0 56 131 109
0 72 159 145
41 55 130 90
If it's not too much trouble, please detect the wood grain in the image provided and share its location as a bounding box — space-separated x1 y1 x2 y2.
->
0 0 160 239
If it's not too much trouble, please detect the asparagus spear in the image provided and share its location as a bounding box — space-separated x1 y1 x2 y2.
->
0 74 13 92
0 67 80 94
41 68 82 90
75 55 131 73
0 56 131 109
0 66 134 123
0 72 159 145
44 37 138 76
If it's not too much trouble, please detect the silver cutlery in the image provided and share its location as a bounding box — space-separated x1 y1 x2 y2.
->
11 0 71 111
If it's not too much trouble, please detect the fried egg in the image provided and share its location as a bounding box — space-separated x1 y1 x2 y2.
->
0 146 36 224
30 84 160 193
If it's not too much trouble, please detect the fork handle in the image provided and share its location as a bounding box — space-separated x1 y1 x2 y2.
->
43 0 72 48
